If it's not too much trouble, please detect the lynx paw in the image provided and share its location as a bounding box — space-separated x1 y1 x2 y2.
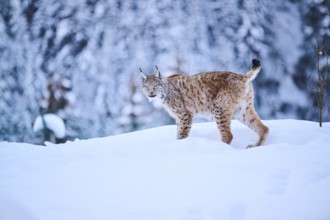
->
177 135 189 140
246 144 257 149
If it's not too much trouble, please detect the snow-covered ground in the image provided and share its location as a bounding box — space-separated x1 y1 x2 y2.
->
0 119 330 220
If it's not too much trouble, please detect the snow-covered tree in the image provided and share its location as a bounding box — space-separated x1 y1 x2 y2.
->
1 0 329 143
294 0 330 122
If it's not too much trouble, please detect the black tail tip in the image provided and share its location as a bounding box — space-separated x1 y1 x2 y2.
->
252 59 261 68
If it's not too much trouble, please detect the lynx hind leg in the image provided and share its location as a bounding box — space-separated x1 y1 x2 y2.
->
176 112 193 139
238 103 269 148
212 106 234 145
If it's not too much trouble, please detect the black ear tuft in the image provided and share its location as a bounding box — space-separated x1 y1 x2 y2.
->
252 59 261 68
139 67 147 80
155 65 162 79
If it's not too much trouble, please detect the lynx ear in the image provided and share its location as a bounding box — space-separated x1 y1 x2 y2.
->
139 67 147 80
155 65 162 79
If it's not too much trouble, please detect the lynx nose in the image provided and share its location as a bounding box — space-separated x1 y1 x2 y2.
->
148 92 156 98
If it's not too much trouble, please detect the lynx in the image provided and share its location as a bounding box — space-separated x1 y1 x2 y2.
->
140 59 269 148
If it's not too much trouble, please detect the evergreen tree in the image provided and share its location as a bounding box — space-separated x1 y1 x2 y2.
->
1 0 329 143
294 0 330 121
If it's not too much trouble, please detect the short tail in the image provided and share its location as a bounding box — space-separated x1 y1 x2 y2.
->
244 59 261 83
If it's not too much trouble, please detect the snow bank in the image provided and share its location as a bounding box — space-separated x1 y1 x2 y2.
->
1 120 330 220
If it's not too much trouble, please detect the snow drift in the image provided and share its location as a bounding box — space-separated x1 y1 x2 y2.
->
0 119 330 220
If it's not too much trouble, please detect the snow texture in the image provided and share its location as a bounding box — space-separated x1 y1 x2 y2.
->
1 119 330 220
33 114 66 138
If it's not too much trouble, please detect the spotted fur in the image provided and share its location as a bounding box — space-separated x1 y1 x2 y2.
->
140 59 269 148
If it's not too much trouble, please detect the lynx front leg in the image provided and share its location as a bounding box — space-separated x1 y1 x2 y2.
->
176 112 193 139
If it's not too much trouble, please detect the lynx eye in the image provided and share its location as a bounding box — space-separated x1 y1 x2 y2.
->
153 84 161 89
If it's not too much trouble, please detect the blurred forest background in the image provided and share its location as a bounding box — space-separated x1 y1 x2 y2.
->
0 0 329 144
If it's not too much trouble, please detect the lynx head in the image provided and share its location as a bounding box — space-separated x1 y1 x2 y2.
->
140 66 166 101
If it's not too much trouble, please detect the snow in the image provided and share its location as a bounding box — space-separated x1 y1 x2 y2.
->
33 113 66 138
1 119 330 220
